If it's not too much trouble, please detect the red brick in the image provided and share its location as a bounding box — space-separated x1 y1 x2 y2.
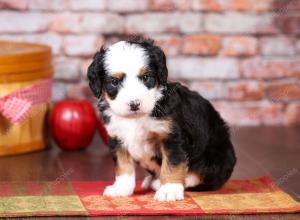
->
80 59 93 79
226 81 264 101
228 0 273 11
273 0 300 12
241 58 292 79
205 13 278 34
188 81 226 100
63 35 104 57
52 82 68 101
181 34 221 55
0 12 48 33
213 102 261 126
69 0 106 11
82 13 124 34
125 13 202 34
266 82 300 102
29 0 68 10
152 35 181 56
49 13 124 34
284 103 300 126
67 83 92 99
49 13 81 33
296 39 300 54
168 57 239 79
192 0 224 11
0 0 296 127
222 36 257 57
0 33 62 55
260 37 295 56
108 0 148 12
53 57 81 80
273 15 300 34
229 0 255 11
0 0 27 10
213 102 284 126
260 104 284 126
192 0 273 11
149 0 191 11
290 58 300 77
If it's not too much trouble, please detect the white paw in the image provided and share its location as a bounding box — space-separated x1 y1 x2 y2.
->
103 174 135 197
141 175 153 189
141 175 161 191
150 178 161 191
154 183 184 202
103 184 134 197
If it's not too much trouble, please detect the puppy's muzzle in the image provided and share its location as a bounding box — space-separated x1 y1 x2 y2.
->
129 100 140 112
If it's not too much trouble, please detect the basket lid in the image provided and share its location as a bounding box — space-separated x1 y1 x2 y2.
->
0 41 52 75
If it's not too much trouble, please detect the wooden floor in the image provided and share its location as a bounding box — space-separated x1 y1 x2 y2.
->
0 127 299 219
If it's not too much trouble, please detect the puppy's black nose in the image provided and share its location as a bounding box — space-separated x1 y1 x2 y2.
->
129 101 140 112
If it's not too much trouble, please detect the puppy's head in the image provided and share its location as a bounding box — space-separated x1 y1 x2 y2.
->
88 38 168 118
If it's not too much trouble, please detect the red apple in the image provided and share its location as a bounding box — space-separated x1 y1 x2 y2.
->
98 118 109 145
49 100 97 150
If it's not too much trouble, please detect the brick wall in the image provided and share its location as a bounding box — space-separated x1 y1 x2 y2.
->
0 0 299 126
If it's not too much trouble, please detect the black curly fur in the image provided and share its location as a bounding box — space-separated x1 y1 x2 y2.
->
87 47 106 98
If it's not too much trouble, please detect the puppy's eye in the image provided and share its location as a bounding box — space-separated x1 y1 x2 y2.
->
111 78 119 87
142 75 150 82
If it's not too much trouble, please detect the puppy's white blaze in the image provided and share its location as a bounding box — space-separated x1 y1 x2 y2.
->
154 183 184 202
103 174 135 197
115 76 157 115
105 41 147 76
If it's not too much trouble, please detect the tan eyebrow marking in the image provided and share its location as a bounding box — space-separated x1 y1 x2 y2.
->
138 68 145 77
113 72 125 80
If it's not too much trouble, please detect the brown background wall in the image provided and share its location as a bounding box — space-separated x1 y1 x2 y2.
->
0 0 299 126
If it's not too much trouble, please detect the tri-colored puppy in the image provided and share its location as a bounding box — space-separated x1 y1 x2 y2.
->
88 37 236 202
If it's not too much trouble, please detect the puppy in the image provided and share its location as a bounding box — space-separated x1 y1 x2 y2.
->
88 37 236 202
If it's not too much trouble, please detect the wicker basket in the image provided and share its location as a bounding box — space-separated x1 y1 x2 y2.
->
0 41 53 156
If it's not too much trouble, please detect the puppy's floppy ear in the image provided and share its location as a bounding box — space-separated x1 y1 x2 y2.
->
152 45 168 86
87 47 106 98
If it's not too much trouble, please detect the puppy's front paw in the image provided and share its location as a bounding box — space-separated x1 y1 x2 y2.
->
103 184 134 197
154 183 184 202
103 174 135 198
141 175 161 191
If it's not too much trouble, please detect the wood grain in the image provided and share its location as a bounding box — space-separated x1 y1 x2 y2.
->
0 41 52 156
0 127 299 220
0 41 51 64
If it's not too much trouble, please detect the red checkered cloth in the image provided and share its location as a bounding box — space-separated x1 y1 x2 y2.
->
0 177 299 217
0 79 52 123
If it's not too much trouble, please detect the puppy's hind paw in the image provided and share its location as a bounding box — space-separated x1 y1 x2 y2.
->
141 175 161 192
150 178 161 191
141 175 153 189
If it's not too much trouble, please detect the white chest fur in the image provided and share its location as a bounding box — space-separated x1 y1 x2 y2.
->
105 114 170 162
